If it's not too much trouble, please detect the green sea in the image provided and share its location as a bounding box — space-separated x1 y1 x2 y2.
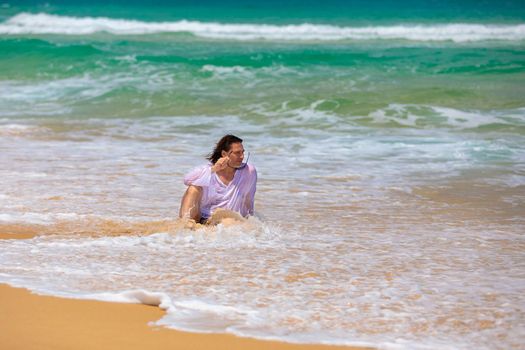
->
1 1 524 349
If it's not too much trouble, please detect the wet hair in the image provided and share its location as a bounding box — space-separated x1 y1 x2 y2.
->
207 134 243 164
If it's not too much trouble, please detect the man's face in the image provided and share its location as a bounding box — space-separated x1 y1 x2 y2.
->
224 142 244 167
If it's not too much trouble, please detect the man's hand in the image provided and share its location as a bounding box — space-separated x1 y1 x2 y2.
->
211 156 229 173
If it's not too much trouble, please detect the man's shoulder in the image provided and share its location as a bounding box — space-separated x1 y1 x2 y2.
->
184 163 212 180
189 163 212 172
246 163 257 174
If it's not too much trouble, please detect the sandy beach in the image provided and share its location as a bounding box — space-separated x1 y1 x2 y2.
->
0 229 373 350
1 2 524 348
0 265 371 350
0 231 371 350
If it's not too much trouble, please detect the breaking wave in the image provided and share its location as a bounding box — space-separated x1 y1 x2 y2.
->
2 13 525 42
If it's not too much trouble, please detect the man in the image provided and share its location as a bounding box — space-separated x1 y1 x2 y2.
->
179 134 257 225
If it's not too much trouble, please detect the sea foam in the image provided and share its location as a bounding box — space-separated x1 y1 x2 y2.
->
2 13 525 42
0 223 523 350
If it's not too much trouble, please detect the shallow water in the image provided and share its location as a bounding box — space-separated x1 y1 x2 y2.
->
1 113 523 349
1 1 525 349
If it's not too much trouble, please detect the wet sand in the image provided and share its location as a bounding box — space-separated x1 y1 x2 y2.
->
0 231 372 350
0 284 373 350
0 226 40 239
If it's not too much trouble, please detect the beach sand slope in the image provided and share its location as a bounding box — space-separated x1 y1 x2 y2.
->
0 284 372 350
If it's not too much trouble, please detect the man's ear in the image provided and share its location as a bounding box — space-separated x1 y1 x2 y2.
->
221 150 228 157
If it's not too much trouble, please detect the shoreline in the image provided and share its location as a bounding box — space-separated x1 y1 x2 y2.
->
0 283 372 350
0 233 373 350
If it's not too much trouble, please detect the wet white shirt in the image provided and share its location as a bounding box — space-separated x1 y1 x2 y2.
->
183 163 257 219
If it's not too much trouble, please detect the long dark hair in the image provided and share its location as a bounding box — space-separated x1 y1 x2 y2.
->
207 134 243 164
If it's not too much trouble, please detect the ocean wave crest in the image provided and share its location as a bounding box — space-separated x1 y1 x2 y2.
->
368 104 525 130
1 13 525 42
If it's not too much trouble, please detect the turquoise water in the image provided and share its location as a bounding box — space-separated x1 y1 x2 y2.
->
1 2 525 121
1 2 524 349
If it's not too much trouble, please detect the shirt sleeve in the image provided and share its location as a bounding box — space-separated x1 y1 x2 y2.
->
183 164 212 187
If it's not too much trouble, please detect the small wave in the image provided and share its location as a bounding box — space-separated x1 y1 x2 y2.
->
0 124 49 136
84 289 171 307
2 13 525 42
0 212 81 225
0 71 170 117
200 65 253 79
201 65 248 74
368 104 525 129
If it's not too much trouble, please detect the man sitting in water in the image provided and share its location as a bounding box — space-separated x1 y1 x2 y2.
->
179 134 257 227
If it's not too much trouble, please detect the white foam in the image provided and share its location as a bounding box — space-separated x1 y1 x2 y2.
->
0 124 48 136
0 69 172 117
0 209 157 226
431 106 525 129
369 104 525 129
2 13 525 42
0 212 80 224
0 74 130 102
244 100 344 129
201 65 249 75
87 290 170 306
0 222 522 350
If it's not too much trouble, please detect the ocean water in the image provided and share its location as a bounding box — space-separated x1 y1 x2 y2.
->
1 1 524 349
